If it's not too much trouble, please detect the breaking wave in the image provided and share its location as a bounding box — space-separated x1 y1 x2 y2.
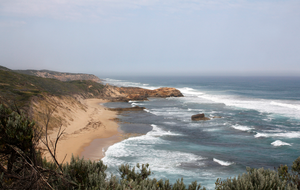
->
213 158 234 166
271 140 292 146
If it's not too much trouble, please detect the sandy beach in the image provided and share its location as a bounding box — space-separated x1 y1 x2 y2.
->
43 98 122 163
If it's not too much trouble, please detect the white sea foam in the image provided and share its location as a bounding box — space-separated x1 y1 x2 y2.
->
149 108 192 119
262 129 285 133
104 78 159 90
231 125 254 131
271 140 292 146
102 124 204 178
182 89 300 119
203 128 220 132
198 94 300 119
130 102 145 107
104 78 123 82
255 132 300 138
188 108 204 112
178 87 204 96
144 109 150 112
149 124 181 136
128 100 139 103
164 122 177 125
271 101 300 111
213 158 234 166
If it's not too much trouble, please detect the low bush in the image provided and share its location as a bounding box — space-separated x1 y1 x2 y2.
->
0 103 299 189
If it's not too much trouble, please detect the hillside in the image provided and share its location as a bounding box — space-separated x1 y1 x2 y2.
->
15 69 102 83
0 67 105 108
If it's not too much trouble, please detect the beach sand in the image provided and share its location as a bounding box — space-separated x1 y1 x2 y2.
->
43 98 122 163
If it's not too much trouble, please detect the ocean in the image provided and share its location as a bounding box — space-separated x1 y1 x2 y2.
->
100 76 300 189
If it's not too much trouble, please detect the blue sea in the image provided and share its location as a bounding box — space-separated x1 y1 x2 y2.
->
99 76 300 189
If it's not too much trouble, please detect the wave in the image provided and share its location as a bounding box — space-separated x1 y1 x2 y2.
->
164 122 177 125
255 132 300 138
271 140 292 146
270 101 300 111
128 100 140 103
149 124 181 137
104 78 159 90
131 102 146 107
178 86 300 119
231 125 254 131
188 108 204 112
197 93 300 119
213 158 234 166
178 87 204 96
102 125 205 179
103 78 123 82
148 108 192 119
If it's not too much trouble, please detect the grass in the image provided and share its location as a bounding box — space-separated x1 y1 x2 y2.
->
0 69 105 108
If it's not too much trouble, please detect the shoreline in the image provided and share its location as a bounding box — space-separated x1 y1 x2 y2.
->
43 98 122 163
80 134 122 161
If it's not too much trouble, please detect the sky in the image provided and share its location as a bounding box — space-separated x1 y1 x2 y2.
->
0 0 300 77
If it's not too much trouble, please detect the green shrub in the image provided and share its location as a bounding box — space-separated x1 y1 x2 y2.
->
215 167 297 190
1 102 300 190
276 157 300 189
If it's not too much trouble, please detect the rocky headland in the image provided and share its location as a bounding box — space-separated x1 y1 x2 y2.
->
102 85 183 102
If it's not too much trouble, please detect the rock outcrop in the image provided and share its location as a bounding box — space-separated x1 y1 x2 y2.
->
108 106 145 112
191 113 210 121
102 85 184 102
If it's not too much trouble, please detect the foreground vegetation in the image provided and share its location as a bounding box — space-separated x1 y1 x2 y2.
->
0 103 299 189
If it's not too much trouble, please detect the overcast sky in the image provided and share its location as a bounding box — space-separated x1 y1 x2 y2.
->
0 0 300 76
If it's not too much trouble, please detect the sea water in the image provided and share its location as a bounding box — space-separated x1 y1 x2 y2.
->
100 76 300 189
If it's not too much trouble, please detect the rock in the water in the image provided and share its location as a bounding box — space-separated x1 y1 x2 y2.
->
108 106 145 112
191 113 210 121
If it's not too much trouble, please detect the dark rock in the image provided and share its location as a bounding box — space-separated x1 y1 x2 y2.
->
191 113 210 121
108 106 145 112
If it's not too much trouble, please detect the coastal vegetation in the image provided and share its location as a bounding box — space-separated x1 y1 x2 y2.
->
0 66 105 109
0 65 299 189
14 69 102 83
0 102 299 189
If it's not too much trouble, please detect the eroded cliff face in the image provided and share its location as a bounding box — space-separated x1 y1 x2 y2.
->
30 95 87 130
101 85 183 101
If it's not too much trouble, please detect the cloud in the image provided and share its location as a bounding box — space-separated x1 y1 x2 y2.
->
0 0 299 21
